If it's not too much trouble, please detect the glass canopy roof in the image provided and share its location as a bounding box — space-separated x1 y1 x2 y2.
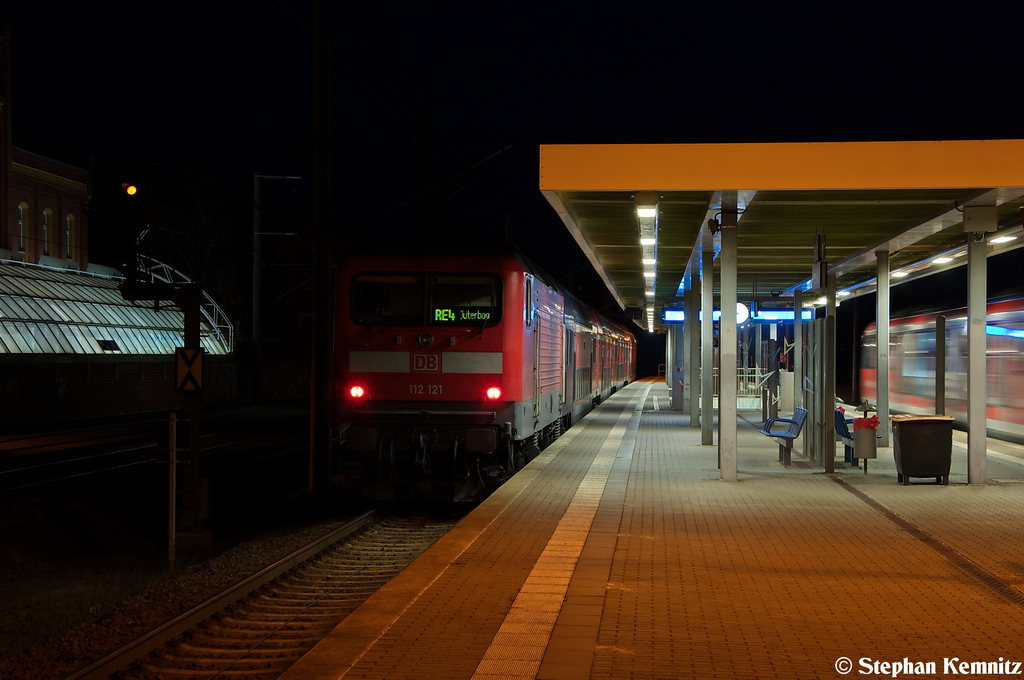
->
0 259 233 355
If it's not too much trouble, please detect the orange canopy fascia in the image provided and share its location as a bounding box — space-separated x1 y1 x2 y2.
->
539 139 1024 192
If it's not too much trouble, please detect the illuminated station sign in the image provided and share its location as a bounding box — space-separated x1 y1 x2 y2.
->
662 304 813 324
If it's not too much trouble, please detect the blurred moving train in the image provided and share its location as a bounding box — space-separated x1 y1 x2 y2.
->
860 297 1024 443
334 249 636 500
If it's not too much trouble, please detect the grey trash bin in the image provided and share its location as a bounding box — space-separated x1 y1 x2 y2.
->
890 415 954 485
854 428 877 459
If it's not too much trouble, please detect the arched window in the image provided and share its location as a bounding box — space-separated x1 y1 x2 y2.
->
65 214 75 259
17 203 28 251
42 209 52 256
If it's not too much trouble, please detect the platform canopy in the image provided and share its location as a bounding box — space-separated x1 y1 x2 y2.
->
540 140 1024 326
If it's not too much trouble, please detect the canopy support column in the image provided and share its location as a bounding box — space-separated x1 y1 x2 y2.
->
685 283 699 425
719 193 738 481
876 252 891 447
701 229 714 446
793 288 803 410
965 206 992 484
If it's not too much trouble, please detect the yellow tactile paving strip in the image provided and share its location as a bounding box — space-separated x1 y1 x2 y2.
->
472 383 651 680
282 380 1024 680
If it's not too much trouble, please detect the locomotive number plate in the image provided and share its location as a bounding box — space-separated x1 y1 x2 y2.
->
410 384 443 395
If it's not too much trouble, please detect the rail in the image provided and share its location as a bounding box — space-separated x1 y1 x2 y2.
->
62 510 376 680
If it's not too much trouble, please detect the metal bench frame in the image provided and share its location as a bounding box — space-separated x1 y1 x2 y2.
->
758 407 807 466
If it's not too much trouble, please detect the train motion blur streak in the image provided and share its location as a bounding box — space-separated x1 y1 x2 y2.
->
334 250 637 501
860 298 1024 443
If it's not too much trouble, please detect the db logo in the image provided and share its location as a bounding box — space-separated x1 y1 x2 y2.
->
412 353 440 372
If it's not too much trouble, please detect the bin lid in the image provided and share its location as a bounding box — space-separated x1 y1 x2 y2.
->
889 414 955 421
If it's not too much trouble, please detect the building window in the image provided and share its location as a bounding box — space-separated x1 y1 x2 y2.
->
65 214 75 259
42 209 52 256
17 203 27 251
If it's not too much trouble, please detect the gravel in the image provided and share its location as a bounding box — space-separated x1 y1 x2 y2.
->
0 517 359 680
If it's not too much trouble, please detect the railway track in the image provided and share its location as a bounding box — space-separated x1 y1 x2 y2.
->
64 511 455 680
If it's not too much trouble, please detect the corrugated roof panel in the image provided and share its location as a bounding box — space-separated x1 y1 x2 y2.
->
9 322 36 352
47 325 75 353
125 327 152 353
0 323 16 352
60 325 87 353
82 327 106 354
0 298 18 319
38 325 63 353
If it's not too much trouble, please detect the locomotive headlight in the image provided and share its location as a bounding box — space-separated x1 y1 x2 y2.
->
485 387 502 400
349 385 366 398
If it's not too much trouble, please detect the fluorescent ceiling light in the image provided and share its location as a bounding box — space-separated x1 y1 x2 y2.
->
991 235 1018 244
642 258 656 265
637 207 656 217
892 271 909 278
640 238 656 245
645 291 655 297
933 257 953 264
643 272 656 278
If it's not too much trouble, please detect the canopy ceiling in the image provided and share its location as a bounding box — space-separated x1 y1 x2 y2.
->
540 140 1024 328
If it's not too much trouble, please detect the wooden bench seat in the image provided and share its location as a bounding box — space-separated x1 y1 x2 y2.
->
758 407 807 466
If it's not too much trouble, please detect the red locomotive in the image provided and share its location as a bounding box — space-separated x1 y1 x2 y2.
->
334 249 637 500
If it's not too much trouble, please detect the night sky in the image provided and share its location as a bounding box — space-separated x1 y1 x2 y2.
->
4 1 1023 366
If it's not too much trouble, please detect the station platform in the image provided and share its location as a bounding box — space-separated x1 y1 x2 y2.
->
282 378 1024 680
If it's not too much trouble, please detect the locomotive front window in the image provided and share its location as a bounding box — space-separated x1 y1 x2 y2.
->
351 274 425 326
429 274 502 327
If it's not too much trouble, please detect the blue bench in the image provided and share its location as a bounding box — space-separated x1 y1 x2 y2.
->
758 407 807 466
834 408 857 464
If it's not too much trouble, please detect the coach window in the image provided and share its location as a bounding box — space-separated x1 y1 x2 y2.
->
429 274 502 327
351 273 424 326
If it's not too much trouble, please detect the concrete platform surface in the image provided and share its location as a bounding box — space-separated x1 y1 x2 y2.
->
281 378 1024 680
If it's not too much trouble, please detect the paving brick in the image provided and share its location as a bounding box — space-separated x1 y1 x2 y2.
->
282 379 1024 680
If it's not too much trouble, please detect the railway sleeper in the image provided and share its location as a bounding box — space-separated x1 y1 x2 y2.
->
272 582 391 594
257 591 370 602
282 569 398 581
199 619 332 635
160 642 314 657
142 659 292 675
185 634 326 651
252 591 368 604
231 606 356 620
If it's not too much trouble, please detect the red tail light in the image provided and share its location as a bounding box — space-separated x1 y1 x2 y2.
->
485 387 502 400
349 385 366 398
